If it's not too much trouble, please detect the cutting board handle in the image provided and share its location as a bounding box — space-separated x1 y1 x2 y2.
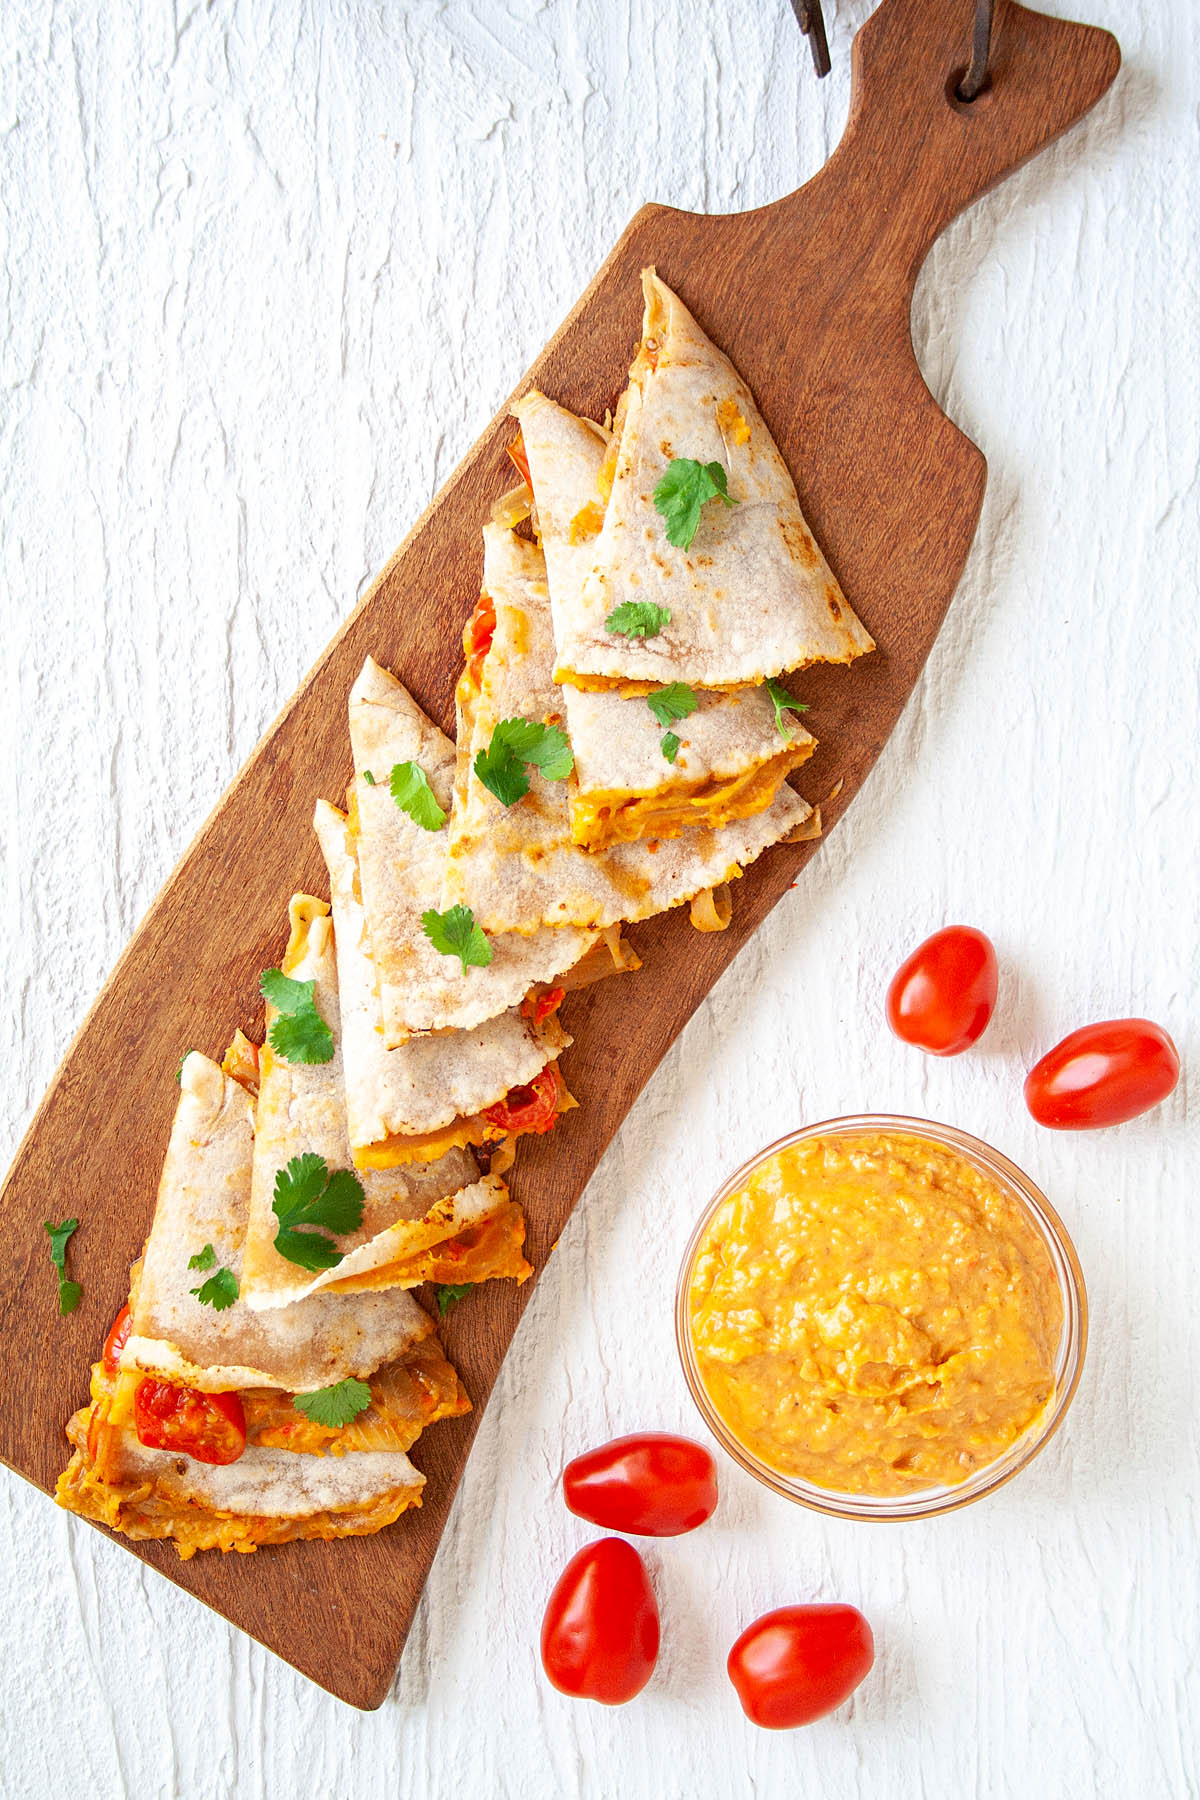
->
781 0 1120 291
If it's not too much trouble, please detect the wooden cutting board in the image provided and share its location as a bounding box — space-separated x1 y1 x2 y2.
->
0 0 1117 1710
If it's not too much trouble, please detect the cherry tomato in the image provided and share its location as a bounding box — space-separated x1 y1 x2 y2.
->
563 1433 718 1537
727 1604 874 1730
507 431 532 491
886 925 998 1055
134 1379 247 1466
1025 1018 1179 1129
102 1303 132 1374
485 1065 562 1136
540 1538 660 1705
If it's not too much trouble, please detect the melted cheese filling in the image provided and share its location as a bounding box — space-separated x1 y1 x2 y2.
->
569 748 809 851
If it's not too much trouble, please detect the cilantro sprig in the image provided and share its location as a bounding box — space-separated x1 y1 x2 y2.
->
260 968 335 1066
765 677 810 738
436 1283 474 1317
647 683 697 730
292 1377 373 1428
422 905 493 973
272 1153 365 1272
605 600 670 640
660 732 681 765
474 718 573 807
188 1244 217 1272
191 1266 239 1311
390 761 446 832
44 1219 81 1316
653 458 737 550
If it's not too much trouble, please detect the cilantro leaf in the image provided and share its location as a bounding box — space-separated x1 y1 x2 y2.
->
260 967 335 1065
362 769 376 785
474 718 573 807
765 677 811 738
188 1243 217 1272
191 1267 239 1311
653 457 736 550
175 1049 196 1084
292 1377 373 1428
436 1283 474 1317
605 600 671 640
422 905 493 972
390 761 447 832
271 1154 365 1271
646 682 698 729
44 1219 81 1316
661 731 681 764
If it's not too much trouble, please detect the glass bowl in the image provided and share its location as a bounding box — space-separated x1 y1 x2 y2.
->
675 1115 1087 1520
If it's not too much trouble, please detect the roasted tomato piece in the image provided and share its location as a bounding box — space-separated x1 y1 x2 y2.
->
541 1538 660 1705
564 1433 718 1537
727 1604 875 1730
1025 1018 1179 1129
886 925 998 1055
522 986 565 1028
134 1379 247 1466
463 594 496 687
485 1065 562 1136
507 431 532 491
102 1304 133 1374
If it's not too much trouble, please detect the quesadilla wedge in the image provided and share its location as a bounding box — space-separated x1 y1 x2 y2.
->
57 1049 469 1557
511 391 816 850
313 797 575 1168
239 895 531 1311
546 268 874 692
442 503 814 935
347 657 606 1045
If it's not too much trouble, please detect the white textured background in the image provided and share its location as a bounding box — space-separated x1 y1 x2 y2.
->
1 0 1196 1794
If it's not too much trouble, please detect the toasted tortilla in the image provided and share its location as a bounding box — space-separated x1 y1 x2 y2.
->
313 797 570 1167
546 268 874 691
348 657 598 1043
240 896 530 1311
124 1051 455 1393
442 510 814 935
513 393 815 850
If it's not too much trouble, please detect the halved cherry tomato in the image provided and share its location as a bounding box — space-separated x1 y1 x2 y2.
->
886 925 998 1055
485 1065 562 1136
727 1604 874 1730
522 986 565 1028
102 1304 132 1374
134 1379 247 1466
1025 1018 1179 1129
563 1433 718 1537
541 1538 660 1705
463 594 496 687
507 431 532 492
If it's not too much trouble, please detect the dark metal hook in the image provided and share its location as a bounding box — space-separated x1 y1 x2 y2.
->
789 0 832 79
957 0 997 100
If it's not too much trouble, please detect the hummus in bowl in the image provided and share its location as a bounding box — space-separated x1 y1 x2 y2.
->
676 1117 1086 1519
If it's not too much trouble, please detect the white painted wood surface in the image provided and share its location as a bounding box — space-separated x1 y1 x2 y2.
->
1 1 1195 1793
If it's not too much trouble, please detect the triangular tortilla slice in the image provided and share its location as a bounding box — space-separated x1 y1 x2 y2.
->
512 390 816 849
548 268 874 691
239 895 530 1311
442 508 814 935
313 797 573 1168
348 657 600 1042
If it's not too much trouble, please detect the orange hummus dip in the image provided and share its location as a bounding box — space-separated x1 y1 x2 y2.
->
687 1130 1062 1497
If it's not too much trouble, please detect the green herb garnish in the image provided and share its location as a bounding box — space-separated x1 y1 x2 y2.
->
765 677 810 738
187 1243 217 1272
362 769 376 786
292 1377 373 1428
421 904 493 973
652 458 736 550
389 761 446 831
44 1219 81 1316
435 1283 474 1317
646 682 697 729
272 1154 365 1272
660 732 681 764
605 600 671 640
260 968 335 1066
474 718 573 807
191 1266 239 1311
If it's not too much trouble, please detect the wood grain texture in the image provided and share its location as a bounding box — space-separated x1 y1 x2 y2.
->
0 0 1118 1709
